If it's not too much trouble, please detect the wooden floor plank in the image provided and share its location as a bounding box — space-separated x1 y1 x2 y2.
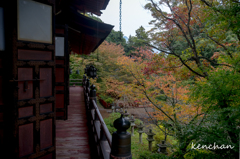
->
56 86 91 159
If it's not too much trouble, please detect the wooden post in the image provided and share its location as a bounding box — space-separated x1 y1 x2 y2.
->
83 76 86 99
87 84 100 158
83 74 86 86
85 78 90 108
90 85 96 102
86 78 90 89
89 85 96 120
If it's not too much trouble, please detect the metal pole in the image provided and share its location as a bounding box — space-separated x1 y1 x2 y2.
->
119 0 122 39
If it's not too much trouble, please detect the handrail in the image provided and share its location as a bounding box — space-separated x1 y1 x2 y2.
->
83 78 112 159
92 100 112 147
82 76 132 159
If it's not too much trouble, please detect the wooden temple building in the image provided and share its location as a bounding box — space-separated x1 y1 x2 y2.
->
0 0 113 158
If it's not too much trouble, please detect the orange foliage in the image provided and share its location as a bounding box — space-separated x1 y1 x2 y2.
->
117 48 202 124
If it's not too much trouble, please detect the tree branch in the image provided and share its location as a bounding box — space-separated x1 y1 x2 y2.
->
206 35 233 58
149 0 193 48
129 68 175 123
142 103 174 136
198 56 233 67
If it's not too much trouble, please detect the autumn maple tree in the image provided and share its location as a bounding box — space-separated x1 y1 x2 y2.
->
137 0 240 158
117 48 207 157
115 0 240 158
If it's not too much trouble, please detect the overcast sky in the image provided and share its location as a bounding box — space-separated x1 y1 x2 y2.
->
99 0 153 38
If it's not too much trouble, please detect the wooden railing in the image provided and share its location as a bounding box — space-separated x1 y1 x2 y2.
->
83 75 132 159
83 78 112 159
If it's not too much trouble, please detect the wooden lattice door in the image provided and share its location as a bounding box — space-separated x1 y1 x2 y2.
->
2 0 56 158
55 24 69 120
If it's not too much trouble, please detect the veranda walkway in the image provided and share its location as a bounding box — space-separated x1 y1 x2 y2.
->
56 86 92 159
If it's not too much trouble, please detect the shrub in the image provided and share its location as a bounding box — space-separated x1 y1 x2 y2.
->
105 98 114 104
184 149 220 159
99 94 108 100
138 150 169 159
104 112 121 134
